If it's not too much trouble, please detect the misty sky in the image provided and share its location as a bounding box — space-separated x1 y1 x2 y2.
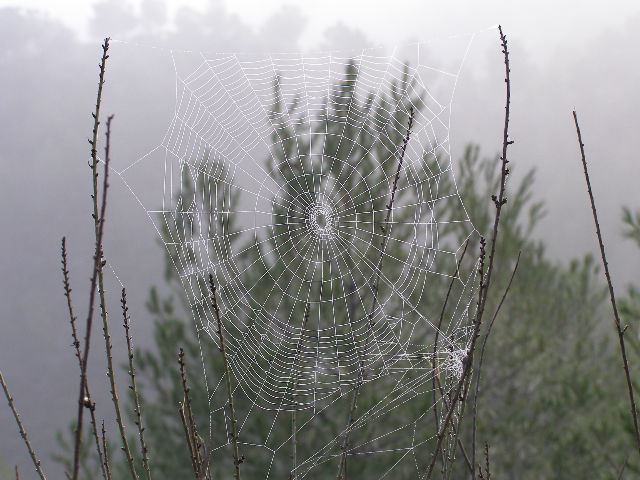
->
1 1 640 477
3 0 640 59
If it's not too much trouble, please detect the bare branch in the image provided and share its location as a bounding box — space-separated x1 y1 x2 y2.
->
95 116 139 480
471 251 520 472
370 106 415 321
122 288 152 479
0 370 46 479
72 37 110 480
425 25 513 479
101 421 113 480
432 240 470 442
337 107 415 480
484 442 491 480
178 349 205 478
617 453 629 480
209 275 243 480
573 109 640 457
291 303 310 480
62 237 108 480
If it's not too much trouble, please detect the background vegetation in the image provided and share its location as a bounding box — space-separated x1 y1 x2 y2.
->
2 29 640 480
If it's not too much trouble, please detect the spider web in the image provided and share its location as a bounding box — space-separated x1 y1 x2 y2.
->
112 34 483 479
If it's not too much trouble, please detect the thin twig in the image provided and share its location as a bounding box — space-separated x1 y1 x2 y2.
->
433 371 474 476
425 25 513 479
432 239 470 450
209 275 243 480
0 371 46 479
101 420 113 480
291 303 310 480
122 288 152 479
573 109 640 457
336 369 361 480
457 437 474 475
471 252 520 474
485 442 492 480
430 240 471 477
337 107 414 480
425 241 486 480
447 24 514 478
72 37 110 480
96 116 139 480
436 26 513 476
178 349 205 478
177 403 197 476
480 24 512 324
370 106 415 322
62 238 108 480
62 237 81 365
617 452 629 480
442 25 514 477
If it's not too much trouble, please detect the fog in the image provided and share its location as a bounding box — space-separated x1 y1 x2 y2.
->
1 1 639 476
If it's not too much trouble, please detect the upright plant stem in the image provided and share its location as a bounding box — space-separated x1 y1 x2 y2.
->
425 240 486 480
369 106 415 322
291 303 311 480
121 288 152 479
425 25 513 479
61 238 107 480
209 275 243 480
177 400 198 476
101 421 112 480
72 37 110 480
431 239 470 477
481 24 512 313
477 442 491 480
432 240 470 432
97 117 139 480
573 109 640 457
178 348 205 478
336 107 415 480
484 442 491 480
431 366 474 476
471 252 520 475
0 371 46 480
